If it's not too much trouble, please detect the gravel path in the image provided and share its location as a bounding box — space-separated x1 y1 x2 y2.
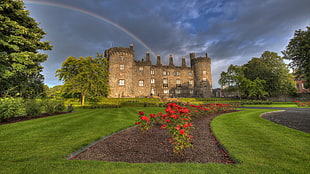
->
242 107 310 133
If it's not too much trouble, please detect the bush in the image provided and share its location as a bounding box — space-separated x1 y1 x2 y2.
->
25 100 42 117
0 97 25 121
67 104 74 112
43 100 65 115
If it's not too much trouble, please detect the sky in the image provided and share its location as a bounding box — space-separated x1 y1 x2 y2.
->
22 0 310 88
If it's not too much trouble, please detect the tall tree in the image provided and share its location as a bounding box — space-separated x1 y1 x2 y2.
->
282 27 310 88
56 54 109 106
243 51 295 96
0 0 52 97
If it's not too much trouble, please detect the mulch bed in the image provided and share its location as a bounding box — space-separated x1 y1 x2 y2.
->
72 112 237 163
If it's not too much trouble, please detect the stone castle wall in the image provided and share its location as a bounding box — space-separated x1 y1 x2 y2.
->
104 44 212 98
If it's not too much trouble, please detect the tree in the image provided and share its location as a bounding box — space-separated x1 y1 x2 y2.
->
0 0 52 97
243 51 295 96
219 64 248 99
282 27 310 88
56 54 109 106
219 51 295 99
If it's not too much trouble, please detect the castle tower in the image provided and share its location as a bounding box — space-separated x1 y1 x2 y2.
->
190 52 212 98
104 44 135 98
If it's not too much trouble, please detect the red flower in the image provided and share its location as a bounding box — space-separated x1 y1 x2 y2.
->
150 114 157 118
179 129 185 135
161 125 167 129
170 114 177 119
175 125 181 130
138 111 145 115
135 122 141 125
140 116 150 122
166 119 171 123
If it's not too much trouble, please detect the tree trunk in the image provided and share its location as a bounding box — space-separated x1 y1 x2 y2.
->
81 94 85 106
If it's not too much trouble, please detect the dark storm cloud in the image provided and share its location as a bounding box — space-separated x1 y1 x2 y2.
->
23 0 310 87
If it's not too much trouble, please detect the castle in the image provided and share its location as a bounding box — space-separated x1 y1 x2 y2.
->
104 44 212 98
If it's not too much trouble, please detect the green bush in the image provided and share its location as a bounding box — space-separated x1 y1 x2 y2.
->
43 100 65 115
25 100 42 117
0 97 25 121
67 104 74 112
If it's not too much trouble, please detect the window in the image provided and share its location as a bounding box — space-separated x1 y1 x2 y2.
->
189 80 194 85
202 64 206 68
163 71 167 76
119 79 125 86
139 80 144 86
203 77 207 82
190 89 194 95
176 79 181 87
203 70 207 75
120 56 124 61
151 88 155 95
151 70 155 75
189 72 192 76
164 89 169 94
151 79 155 84
175 89 181 94
174 71 180 76
139 67 144 72
120 64 124 70
163 78 168 87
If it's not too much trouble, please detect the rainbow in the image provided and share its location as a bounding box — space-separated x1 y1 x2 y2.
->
23 0 156 58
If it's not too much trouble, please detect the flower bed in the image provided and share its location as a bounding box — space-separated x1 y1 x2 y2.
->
135 102 236 155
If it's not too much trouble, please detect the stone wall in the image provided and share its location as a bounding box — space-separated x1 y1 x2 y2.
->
105 44 212 98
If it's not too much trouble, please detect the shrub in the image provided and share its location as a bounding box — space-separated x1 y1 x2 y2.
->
43 100 65 115
25 100 42 117
67 104 74 112
0 97 25 121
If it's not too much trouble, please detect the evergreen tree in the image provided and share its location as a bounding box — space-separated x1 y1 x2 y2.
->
0 0 52 97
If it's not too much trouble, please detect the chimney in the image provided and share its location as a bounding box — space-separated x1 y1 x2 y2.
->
156 55 162 66
129 43 134 50
146 52 150 62
182 56 186 67
205 52 208 58
190 53 195 60
169 54 174 66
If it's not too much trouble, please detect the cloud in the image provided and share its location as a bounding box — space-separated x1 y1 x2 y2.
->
23 0 310 88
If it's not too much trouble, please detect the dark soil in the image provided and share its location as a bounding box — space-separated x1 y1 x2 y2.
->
0 112 70 126
262 109 310 133
72 112 236 163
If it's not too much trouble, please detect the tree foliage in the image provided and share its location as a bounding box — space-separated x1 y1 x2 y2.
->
282 26 310 88
219 51 295 99
56 54 109 106
0 0 52 98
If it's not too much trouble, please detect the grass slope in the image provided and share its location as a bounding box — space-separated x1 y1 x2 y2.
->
0 108 309 173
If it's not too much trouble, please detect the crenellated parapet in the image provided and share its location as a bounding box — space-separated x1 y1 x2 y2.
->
190 53 211 67
104 46 134 59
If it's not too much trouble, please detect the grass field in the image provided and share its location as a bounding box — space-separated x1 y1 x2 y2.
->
0 107 309 173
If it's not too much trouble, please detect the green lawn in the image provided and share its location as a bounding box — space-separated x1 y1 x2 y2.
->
0 107 309 173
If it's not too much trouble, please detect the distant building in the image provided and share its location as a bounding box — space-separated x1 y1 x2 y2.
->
104 44 212 98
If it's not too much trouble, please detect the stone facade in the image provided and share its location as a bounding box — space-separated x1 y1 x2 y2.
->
104 44 212 98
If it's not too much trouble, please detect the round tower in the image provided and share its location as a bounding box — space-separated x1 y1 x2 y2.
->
104 44 135 98
190 53 212 98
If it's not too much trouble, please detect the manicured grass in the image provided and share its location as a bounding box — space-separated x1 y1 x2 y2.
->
1 108 309 173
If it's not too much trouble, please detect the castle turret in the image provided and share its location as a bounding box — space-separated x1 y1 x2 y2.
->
105 44 135 98
190 52 212 98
